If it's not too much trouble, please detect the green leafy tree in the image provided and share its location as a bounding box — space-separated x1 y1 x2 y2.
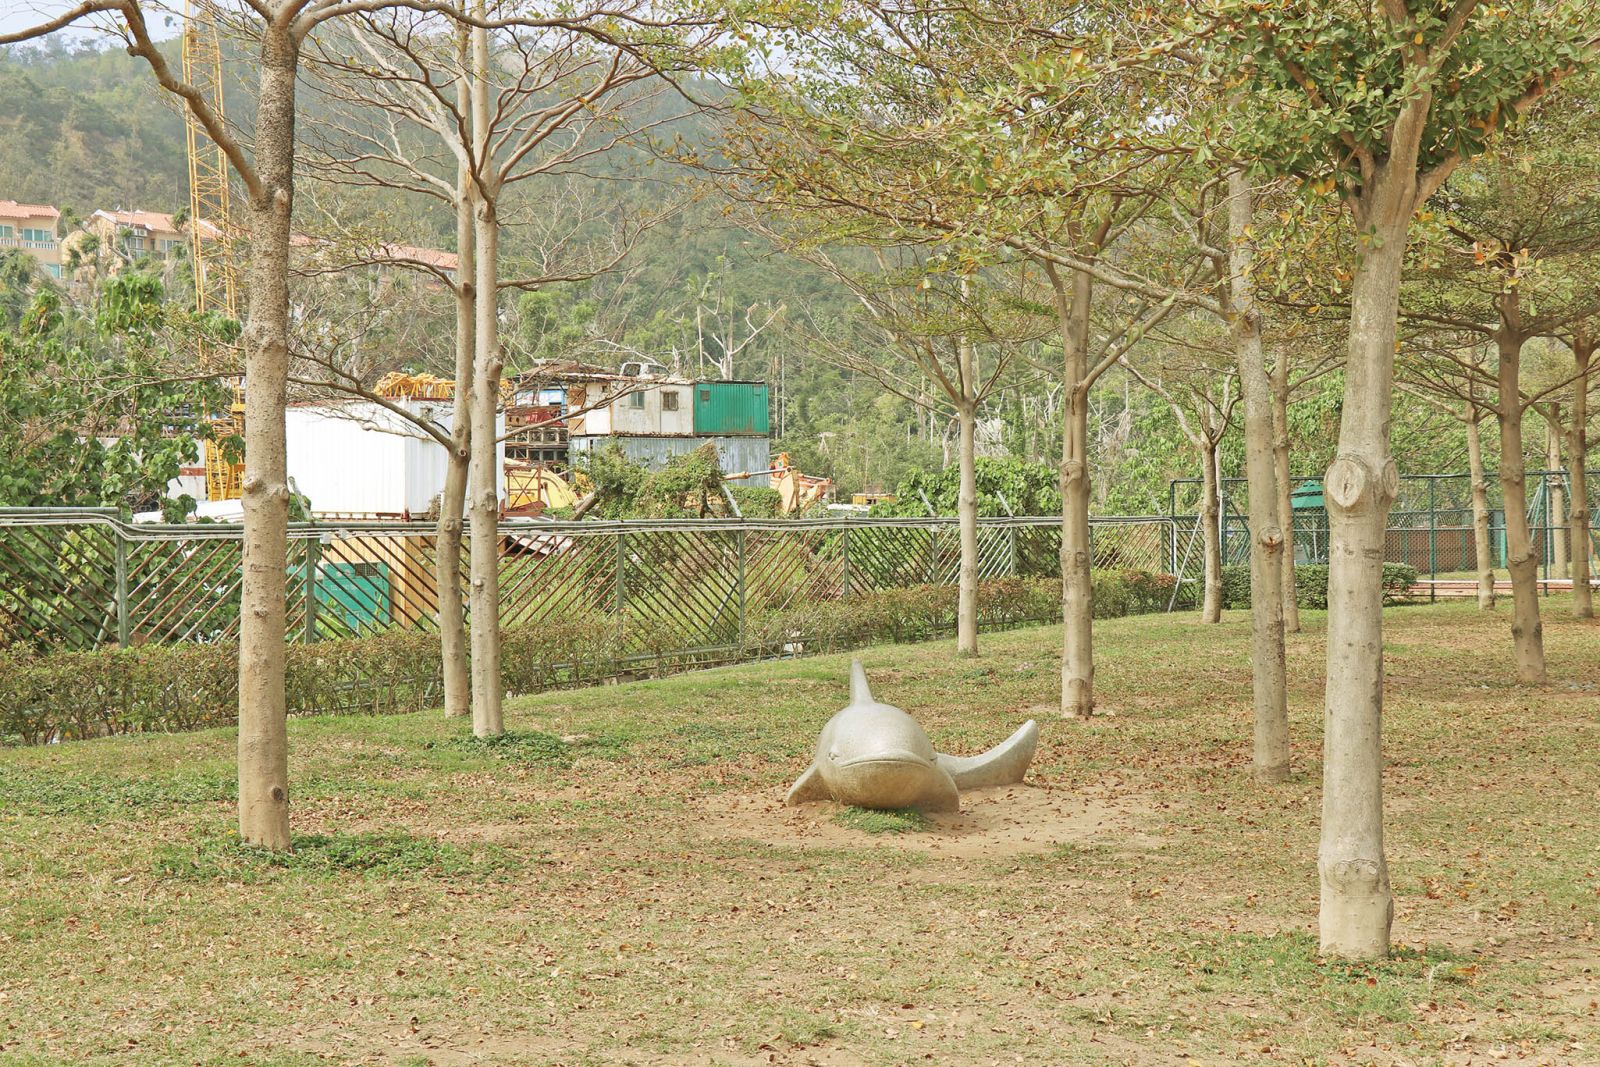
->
0 249 50 330
1208 0 1598 959
874 456 1062 519
576 443 728 518
0 276 217 510
731 0 1194 717
1398 77 1600 663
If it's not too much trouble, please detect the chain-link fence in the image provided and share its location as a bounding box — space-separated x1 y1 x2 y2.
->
1166 470 1599 595
0 510 1186 654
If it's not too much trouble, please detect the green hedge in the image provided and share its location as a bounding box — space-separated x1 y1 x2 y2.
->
0 621 622 747
1220 562 1419 610
2 569 1177 745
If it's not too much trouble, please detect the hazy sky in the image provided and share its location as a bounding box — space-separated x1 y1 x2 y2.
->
0 2 180 44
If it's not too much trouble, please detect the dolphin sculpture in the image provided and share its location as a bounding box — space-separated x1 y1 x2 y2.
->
785 660 1039 812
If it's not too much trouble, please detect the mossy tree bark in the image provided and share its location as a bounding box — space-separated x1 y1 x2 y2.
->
1270 356 1301 633
468 5 504 737
956 297 979 658
116 1 323 850
232 21 302 851
437 124 477 720
1036 260 1100 716
1568 338 1593 619
1048 264 1096 719
1228 172 1289 783
1318 172 1411 961
1493 315 1546 685
1546 408 1568 581
956 388 979 657
1465 407 1497 610
1199 436 1223 623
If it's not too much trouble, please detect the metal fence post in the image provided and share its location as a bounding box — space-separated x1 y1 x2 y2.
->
114 528 130 648
736 528 747 646
996 492 1018 578
304 537 321 643
1542 471 1551 586
841 527 851 599
1428 477 1437 602
1219 483 1228 566
615 529 627 614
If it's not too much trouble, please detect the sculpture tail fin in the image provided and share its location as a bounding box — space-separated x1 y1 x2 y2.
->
849 659 874 705
935 720 1039 790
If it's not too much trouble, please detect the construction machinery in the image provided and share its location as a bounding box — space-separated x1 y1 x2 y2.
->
725 452 833 514
373 372 527 404
372 372 456 400
185 0 245 501
505 465 581 514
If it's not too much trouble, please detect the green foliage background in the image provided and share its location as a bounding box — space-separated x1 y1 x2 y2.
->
0 38 1546 519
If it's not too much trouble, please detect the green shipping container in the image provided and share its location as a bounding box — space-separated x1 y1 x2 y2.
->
1290 479 1325 510
692 380 770 436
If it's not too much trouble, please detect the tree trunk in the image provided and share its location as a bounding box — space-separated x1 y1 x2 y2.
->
1199 435 1223 623
956 395 979 656
1465 408 1496 610
1319 192 1406 960
468 13 504 737
437 168 476 719
236 25 298 850
1229 171 1289 783
1494 326 1545 684
1270 356 1301 632
1546 408 1567 581
1568 342 1593 619
1048 265 1095 719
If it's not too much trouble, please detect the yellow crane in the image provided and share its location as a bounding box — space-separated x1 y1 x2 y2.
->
184 0 244 501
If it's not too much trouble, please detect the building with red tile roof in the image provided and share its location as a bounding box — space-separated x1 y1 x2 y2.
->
0 200 64 278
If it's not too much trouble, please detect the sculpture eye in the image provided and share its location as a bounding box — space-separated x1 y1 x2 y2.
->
826 749 839 761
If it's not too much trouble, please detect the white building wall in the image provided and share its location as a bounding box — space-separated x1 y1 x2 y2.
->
608 380 693 436
403 423 449 514
285 401 504 516
167 471 209 502
567 379 692 437
569 382 612 435
164 435 209 503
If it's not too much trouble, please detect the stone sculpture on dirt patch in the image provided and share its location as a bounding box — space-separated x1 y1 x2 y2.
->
786 660 1038 812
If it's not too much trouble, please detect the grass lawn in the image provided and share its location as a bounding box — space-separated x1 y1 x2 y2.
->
2 601 1598 1066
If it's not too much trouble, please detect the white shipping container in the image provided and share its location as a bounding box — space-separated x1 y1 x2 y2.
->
285 400 505 517
567 378 694 437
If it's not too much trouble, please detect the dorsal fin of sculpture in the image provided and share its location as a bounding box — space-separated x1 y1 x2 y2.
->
849 659 874 705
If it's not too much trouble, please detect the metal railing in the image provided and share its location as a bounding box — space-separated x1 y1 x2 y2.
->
1167 470 1599 594
0 510 1183 654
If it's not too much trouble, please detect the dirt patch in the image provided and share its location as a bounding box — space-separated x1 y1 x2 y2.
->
693 782 1155 860
294 1020 878 1066
293 1023 567 1066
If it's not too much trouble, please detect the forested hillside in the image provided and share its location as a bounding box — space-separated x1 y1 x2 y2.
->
0 39 189 216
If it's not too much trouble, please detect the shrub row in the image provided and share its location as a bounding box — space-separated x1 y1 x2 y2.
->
1219 562 1419 611
0 618 629 746
1 569 1177 745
